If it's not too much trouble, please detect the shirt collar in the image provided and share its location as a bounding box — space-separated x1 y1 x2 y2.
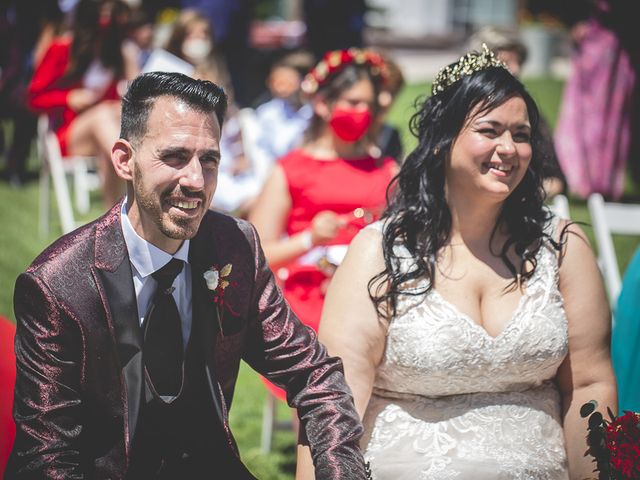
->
121 198 190 278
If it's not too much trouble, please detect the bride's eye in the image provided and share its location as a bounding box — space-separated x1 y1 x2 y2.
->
478 128 498 137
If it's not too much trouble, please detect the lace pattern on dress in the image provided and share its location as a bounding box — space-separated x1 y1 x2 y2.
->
362 217 569 479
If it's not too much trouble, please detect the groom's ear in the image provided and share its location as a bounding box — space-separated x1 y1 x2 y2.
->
111 139 135 182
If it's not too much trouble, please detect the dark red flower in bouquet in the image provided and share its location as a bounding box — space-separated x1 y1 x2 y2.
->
606 411 640 479
581 401 640 480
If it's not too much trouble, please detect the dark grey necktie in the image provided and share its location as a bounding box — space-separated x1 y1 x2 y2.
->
143 258 184 398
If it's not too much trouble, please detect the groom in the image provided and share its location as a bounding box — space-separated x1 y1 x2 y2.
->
7 72 366 479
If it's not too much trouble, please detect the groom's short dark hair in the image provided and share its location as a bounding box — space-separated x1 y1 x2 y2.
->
120 72 228 146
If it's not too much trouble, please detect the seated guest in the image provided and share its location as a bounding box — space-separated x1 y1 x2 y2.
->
164 8 230 90
123 8 155 70
162 8 254 218
252 51 315 179
28 0 139 208
249 48 397 410
612 246 640 412
214 51 316 216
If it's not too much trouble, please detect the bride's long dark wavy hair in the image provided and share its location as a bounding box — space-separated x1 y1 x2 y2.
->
369 66 562 320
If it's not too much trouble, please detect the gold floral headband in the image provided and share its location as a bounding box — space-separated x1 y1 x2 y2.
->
301 48 389 96
431 44 509 96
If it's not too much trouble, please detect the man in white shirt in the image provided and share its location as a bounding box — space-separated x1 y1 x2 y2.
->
8 72 366 479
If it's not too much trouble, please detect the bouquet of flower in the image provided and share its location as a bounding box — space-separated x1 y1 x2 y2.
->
581 400 640 479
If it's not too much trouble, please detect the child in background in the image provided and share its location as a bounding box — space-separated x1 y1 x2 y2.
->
212 51 315 217
250 51 315 187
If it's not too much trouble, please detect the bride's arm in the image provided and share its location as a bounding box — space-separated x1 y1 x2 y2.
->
555 222 617 480
296 227 388 479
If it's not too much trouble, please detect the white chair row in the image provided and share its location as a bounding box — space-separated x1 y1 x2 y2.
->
37 115 100 235
549 193 640 310
587 193 640 308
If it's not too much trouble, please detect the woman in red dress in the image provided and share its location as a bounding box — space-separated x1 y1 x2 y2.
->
250 49 398 402
28 0 138 208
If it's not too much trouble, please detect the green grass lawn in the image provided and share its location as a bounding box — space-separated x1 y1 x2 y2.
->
1 75 638 478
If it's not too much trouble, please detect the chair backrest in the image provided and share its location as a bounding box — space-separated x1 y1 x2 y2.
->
549 194 570 220
37 115 76 234
588 193 640 305
236 108 269 182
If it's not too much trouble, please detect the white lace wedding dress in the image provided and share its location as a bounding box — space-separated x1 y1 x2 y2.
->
362 220 569 479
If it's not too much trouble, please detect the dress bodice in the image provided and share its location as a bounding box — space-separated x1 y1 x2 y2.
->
374 229 568 398
362 218 570 479
280 150 396 244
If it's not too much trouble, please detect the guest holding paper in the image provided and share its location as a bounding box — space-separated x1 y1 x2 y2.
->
249 48 397 404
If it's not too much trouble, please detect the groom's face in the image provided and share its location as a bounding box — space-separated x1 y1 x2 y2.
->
126 96 221 253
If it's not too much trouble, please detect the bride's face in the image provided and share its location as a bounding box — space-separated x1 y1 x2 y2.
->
445 95 532 202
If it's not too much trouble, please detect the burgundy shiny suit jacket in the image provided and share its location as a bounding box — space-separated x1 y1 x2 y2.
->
8 202 366 479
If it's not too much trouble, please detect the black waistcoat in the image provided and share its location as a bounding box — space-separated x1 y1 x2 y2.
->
126 319 225 479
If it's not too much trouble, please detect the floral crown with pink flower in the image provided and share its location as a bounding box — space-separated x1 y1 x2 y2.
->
300 48 390 96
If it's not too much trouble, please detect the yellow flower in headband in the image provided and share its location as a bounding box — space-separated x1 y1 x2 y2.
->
431 44 509 96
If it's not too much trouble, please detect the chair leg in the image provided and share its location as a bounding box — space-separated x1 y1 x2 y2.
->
73 159 90 215
46 140 75 234
39 167 50 237
261 392 277 454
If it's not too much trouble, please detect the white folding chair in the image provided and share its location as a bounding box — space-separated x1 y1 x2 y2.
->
260 391 293 453
587 193 640 307
236 107 272 186
237 108 260 164
549 193 570 220
37 116 100 235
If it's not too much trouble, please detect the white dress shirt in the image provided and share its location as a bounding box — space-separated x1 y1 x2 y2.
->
120 200 192 347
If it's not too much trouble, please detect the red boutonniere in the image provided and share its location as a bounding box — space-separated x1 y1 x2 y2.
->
203 264 238 337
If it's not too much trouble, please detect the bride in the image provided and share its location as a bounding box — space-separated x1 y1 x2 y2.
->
296 46 617 479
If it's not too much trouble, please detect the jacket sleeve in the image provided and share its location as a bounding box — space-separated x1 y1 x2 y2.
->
241 223 367 480
27 40 72 112
7 272 85 479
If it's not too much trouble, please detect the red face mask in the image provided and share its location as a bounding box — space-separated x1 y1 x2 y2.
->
328 106 373 142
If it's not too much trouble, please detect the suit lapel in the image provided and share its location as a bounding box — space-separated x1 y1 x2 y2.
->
189 227 226 427
190 229 250 469
93 202 143 457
